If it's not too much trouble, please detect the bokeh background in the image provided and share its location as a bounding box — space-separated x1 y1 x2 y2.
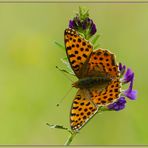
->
0 2 147 145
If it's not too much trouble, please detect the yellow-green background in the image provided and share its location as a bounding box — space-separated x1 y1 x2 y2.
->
0 2 147 145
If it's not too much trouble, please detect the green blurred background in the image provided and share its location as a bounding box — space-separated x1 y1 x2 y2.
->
0 2 147 145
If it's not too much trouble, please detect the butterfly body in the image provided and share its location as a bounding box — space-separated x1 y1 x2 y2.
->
64 28 121 131
72 77 111 89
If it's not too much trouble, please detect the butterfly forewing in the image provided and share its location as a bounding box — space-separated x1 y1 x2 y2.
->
70 89 98 131
64 28 93 78
87 48 119 78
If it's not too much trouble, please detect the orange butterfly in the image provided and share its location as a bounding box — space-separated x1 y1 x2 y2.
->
64 28 121 131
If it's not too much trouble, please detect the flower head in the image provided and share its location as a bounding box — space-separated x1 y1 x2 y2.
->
68 7 97 39
122 68 134 83
119 63 137 100
108 97 126 111
119 62 126 76
120 63 137 101
124 76 137 100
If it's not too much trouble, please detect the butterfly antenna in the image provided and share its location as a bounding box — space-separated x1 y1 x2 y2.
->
56 87 73 107
56 66 74 83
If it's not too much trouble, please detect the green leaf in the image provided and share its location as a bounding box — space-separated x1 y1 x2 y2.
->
79 6 89 20
91 34 100 45
46 123 72 134
94 44 100 50
63 57 68 60
60 58 74 74
47 123 66 129
54 41 65 50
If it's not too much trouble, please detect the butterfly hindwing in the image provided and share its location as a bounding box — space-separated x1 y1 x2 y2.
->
70 89 98 131
64 28 93 78
90 78 121 106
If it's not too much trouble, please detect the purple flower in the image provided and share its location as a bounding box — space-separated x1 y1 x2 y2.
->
90 23 97 36
119 62 126 76
124 77 137 100
108 97 126 111
68 8 97 39
69 17 96 37
119 63 137 100
69 20 75 28
123 68 134 83
82 21 87 30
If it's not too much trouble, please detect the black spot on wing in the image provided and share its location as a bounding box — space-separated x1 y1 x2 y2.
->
73 106 79 109
66 46 71 50
82 42 86 46
71 60 76 64
77 56 82 60
75 50 78 54
78 38 81 42
83 54 87 58
80 47 84 51
85 48 89 52
97 51 102 55
69 54 75 58
80 102 84 106
87 112 91 115
73 65 79 69
76 44 79 48
104 51 109 56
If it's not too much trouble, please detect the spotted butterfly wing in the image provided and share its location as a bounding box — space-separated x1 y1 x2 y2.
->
90 78 121 106
86 48 121 105
86 48 119 78
70 78 121 130
64 28 93 78
70 89 98 131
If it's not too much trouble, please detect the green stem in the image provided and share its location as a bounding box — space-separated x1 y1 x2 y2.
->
64 132 77 146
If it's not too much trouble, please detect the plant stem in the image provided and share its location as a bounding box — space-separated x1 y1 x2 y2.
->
64 132 77 146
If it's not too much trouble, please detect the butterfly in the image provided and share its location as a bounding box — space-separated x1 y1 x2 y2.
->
64 28 121 131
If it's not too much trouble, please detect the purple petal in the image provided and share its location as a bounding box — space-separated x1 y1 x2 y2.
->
119 62 126 75
119 104 125 110
69 20 74 28
90 23 97 35
74 16 81 27
124 89 137 100
108 97 126 111
68 16 97 37
114 105 120 111
123 68 134 83
119 63 122 71
124 78 137 100
118 97 127 104
82 18 91 30
82 21 87 30
82 18 89 30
